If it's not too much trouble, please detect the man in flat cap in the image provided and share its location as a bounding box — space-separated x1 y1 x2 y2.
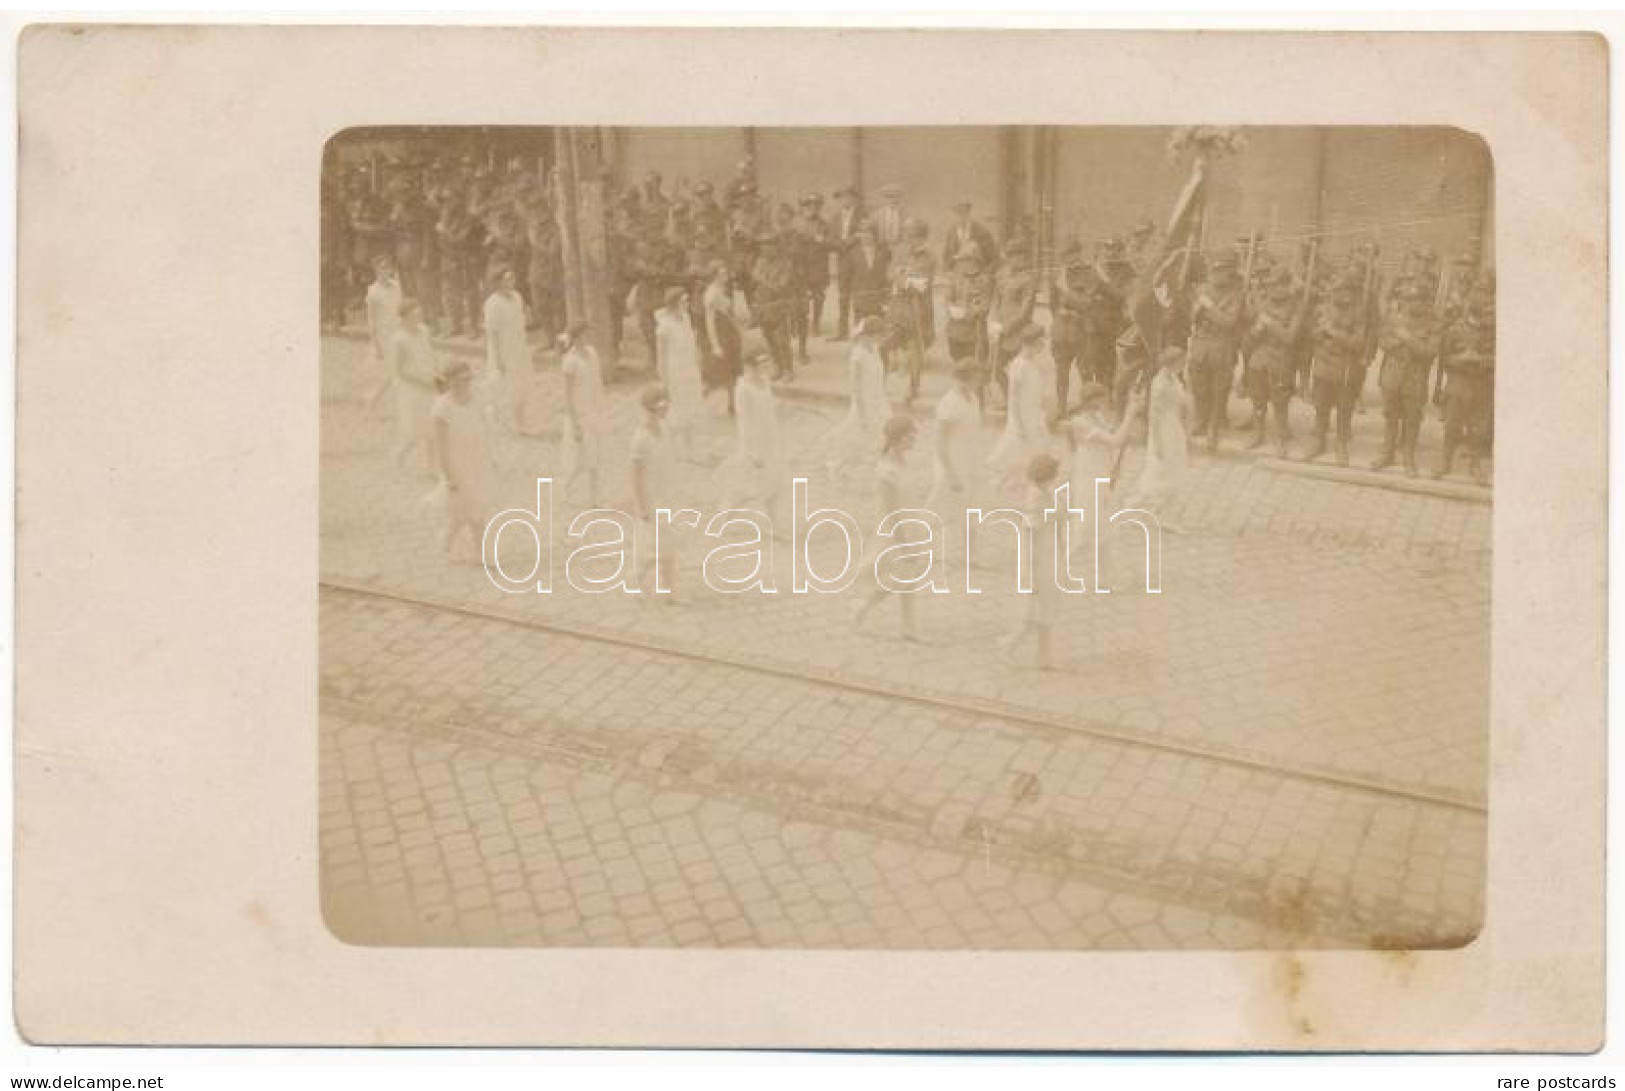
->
942 199 996 271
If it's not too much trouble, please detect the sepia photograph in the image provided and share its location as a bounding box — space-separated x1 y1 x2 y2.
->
318 122 1494 951
13 17 1609 1056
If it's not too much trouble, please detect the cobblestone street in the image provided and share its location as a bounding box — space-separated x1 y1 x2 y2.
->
320 331 1489 949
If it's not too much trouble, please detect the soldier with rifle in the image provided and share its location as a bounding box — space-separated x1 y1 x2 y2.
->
1186 256 1246 452
1303 270 1369 466
1240 265 1308 457
1370 279 1441 477
1433 274 1494 483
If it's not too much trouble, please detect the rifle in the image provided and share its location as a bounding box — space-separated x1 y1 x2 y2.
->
1431 262 1453 406
1235 232 1260 394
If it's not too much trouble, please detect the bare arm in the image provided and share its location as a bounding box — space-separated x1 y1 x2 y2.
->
563 369 581 438
433 414 455 487
630 451 653 520
705 292 721 351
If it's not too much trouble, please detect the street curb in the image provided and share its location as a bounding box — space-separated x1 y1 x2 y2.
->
1256 456 1493 504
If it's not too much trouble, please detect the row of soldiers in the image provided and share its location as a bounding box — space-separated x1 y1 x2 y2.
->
320 153 567 340
1172 242 1496 481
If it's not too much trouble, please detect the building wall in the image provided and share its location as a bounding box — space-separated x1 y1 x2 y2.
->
1320 126 1492 282
860 126 1004 244
754 127 855 213
616 127 747 199
337 125 1493 286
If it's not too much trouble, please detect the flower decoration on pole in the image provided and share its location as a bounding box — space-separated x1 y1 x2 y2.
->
1165 126 1248 165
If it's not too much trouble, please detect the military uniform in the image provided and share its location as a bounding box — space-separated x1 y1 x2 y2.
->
1433 283 1494 482
944 246 991 368
1305 277 1369 466
1081 244 1132 393
888 224 937 400
1186 263 1246 449
989 245 1036 397
435 199 479 336
1241 271 1303 456
692 183 726 240
1370 288 1440 477
524 200 563 338
794 199 834 355
751 238 800 379
632 234 685 367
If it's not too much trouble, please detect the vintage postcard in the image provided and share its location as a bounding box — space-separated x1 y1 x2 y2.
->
13 25 1607 1050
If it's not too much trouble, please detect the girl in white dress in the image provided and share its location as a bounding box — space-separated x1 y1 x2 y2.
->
717 351 782 519
1125 345 1193 527
430 359 500 559
559 322 609 507
1064 379 1146 583
825 315 892 481
986 323 1055 500
998 452 1064 670
481 266 530 434
654 287 705 459
630 383 681 602
389 299 439 474
853 415 924 643
926 361 985 571
364 255 402 411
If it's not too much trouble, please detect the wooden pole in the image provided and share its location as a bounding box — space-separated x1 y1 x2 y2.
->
850 127 864 198
569 128 617 366
554 130 580 319
998 126 1020 240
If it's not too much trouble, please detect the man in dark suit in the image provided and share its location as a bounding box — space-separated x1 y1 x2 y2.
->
941 199 996 270
842 221 891 327
873 183 907 250
831 185 867 339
